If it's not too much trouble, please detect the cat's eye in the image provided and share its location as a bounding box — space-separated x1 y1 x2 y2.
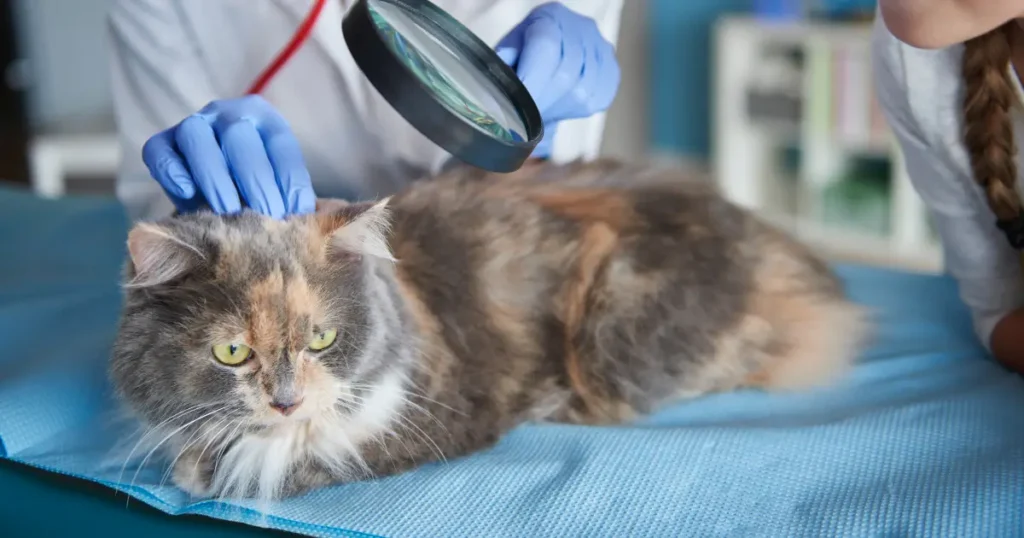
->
308 329 338 351
212 343 252 366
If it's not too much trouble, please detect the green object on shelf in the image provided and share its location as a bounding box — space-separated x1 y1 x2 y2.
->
821 174 891 236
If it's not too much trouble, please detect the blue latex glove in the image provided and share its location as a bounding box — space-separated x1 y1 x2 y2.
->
142 95 315 218
495 3 621 158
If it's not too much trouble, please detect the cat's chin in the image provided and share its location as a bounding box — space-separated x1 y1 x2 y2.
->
255 415 314 430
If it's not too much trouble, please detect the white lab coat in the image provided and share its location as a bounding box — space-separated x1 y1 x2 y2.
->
108 0 625 221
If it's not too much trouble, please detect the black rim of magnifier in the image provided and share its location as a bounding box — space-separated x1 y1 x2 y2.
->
342 0 543 172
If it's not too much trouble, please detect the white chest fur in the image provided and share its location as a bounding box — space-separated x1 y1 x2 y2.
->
211 370 409 500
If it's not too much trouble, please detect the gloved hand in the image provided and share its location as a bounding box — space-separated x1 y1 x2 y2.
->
142 95 316 218
495 2 621 158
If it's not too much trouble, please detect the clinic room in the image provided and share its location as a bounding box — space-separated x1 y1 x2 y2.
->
0 0 1020 536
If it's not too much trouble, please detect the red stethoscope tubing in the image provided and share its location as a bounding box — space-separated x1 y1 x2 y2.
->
246 0 329 95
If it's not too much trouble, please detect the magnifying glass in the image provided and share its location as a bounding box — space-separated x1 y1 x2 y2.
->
342 0 544 172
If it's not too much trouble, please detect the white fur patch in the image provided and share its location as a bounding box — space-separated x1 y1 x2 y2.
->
341 370 408 444
207 370 409 501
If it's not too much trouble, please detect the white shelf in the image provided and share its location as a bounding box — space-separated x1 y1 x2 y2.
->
28 132 120 198
712 15 942 274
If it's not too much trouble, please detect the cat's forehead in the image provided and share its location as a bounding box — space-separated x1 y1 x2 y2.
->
193 214 327 341
200 212 314 275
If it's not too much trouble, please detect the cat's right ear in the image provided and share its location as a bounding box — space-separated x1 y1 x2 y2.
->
126 223 205 287
314 198 394 261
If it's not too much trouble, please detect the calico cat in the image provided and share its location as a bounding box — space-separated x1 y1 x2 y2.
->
110 159 869 501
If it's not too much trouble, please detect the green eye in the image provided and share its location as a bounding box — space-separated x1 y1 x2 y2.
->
212 343 252 366
308 329 338 351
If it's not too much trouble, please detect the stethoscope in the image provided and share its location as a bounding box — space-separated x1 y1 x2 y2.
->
246 0 329 95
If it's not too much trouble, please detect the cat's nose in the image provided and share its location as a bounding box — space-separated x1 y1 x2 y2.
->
269 398 304 416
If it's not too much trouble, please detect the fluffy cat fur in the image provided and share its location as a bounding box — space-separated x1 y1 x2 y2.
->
110 159 869 501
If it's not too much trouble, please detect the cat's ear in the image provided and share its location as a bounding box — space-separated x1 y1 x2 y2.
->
316 198 395 261
125 222 205 287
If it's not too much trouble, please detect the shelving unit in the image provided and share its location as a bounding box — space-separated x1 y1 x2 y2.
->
712 15 943 273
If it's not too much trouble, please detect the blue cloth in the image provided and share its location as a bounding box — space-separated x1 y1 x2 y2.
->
0 186 1021 538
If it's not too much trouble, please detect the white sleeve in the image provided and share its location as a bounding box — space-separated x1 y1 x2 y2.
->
107 0 223 222
871 19 1024 350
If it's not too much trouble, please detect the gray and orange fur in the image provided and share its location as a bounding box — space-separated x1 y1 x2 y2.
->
111 159 868 501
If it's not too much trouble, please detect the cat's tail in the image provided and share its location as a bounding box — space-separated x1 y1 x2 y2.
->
736 229 872 391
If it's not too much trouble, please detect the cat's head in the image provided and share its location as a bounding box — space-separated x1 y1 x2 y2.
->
111 198 400 444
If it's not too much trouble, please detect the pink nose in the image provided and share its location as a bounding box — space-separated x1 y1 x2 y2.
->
270 398 303 416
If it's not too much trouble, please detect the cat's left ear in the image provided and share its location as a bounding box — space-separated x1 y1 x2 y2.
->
315 198 395 261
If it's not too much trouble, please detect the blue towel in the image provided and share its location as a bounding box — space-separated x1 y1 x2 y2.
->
0 186 1021 538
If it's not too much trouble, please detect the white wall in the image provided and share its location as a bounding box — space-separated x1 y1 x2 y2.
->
12 0 115 132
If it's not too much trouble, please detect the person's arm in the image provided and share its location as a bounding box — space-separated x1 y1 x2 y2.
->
107 0 222 221
872 18 1024 372
879 0 1024 49
992 310 1024 372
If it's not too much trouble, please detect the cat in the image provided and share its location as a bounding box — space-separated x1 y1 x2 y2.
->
110 159 869 501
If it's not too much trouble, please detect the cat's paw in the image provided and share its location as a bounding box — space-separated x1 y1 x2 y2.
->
171 450 214 498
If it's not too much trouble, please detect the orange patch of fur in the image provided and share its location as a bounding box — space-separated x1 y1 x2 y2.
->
745 293 867 390
285 271 318 350
742 237 870 390
529 189 635 229
561 222 620 421
392 253 452 396
247 268 285 354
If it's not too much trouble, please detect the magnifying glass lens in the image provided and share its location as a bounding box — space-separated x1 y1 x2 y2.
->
367 0 527 142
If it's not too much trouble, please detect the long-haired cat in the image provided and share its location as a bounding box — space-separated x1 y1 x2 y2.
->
111 159 869 501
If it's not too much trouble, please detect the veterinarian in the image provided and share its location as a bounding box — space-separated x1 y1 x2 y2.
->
108 0 623 221
873 0 1024 373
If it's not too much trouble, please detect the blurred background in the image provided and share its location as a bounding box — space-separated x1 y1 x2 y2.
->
0 0 932 272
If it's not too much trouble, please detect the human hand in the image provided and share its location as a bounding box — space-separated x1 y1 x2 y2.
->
142 95 315 219
991 308 1024 375
495 2 620 158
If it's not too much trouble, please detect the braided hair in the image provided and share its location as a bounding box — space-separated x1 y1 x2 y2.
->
961 24 1024 248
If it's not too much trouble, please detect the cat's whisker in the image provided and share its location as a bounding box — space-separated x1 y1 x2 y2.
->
209 419 251 499
116 400 229 487
389 429 418 462
397 398 452 440
343 388 452 443
401 387 466 417
335 428 373 479
389 412 448 466
157 415 220 489
190 416 242 493
367 432 396 475
128 406 226 496
326 394 401 479
160 412 242 490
